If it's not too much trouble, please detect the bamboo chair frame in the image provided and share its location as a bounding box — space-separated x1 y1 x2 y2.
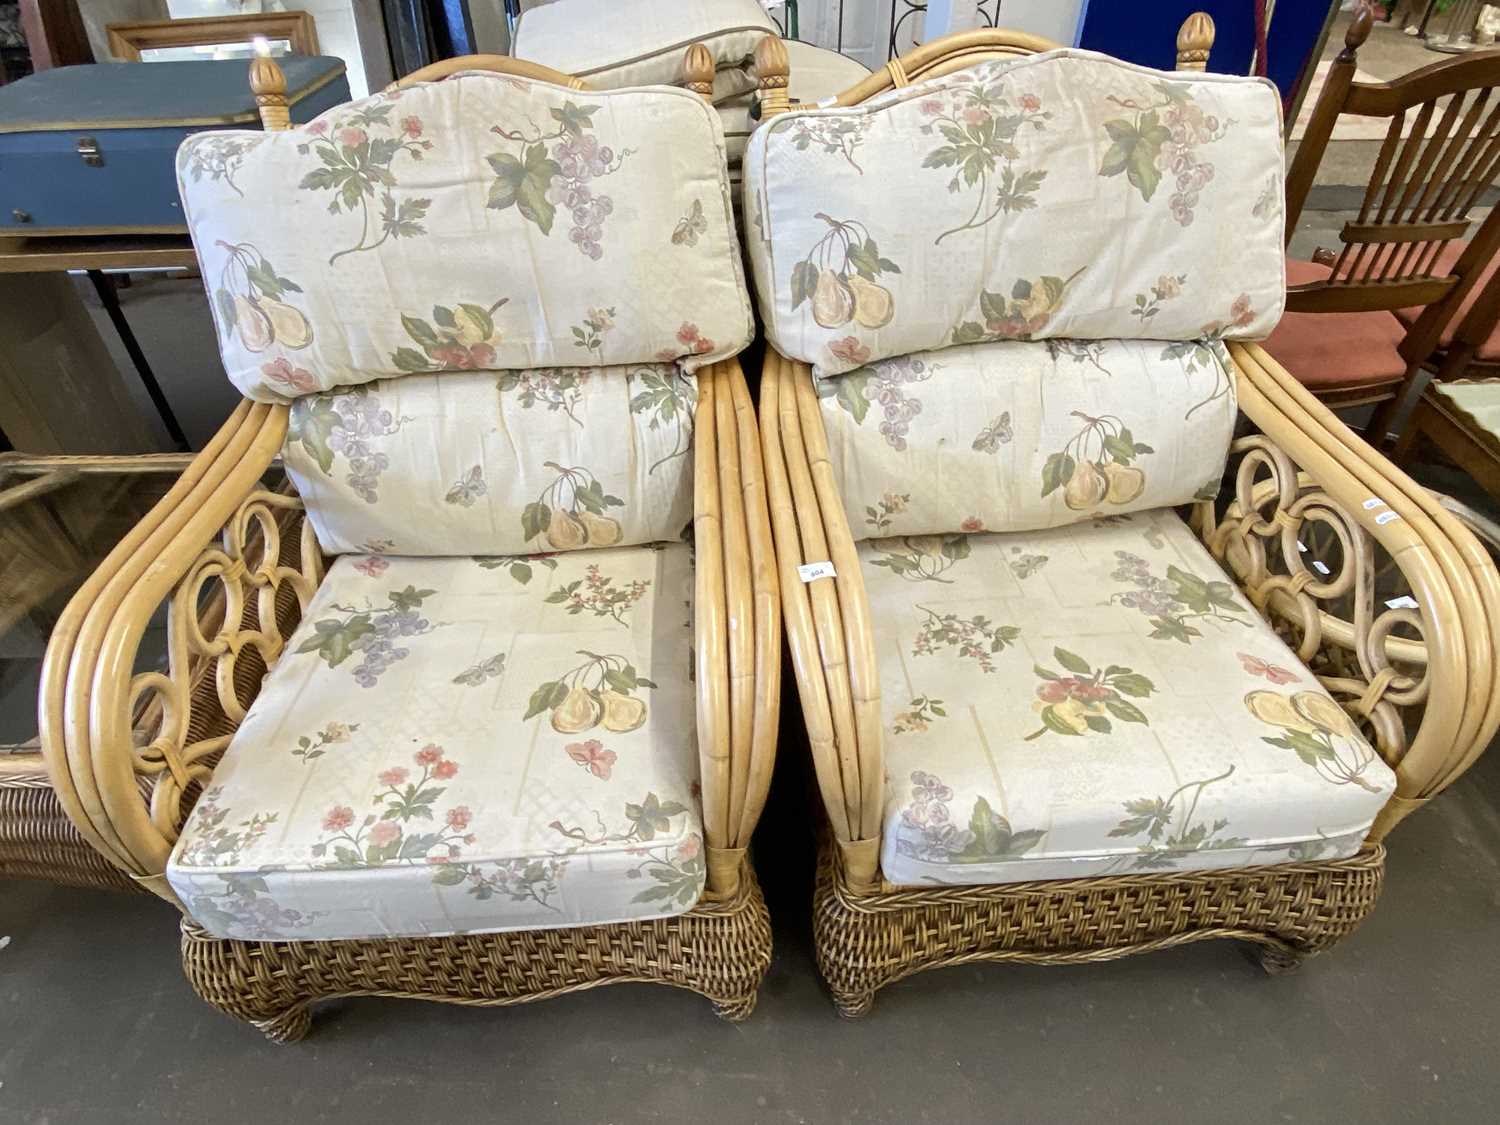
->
1282 4 1500 415
756 27 1500 1016
37 49 781 1041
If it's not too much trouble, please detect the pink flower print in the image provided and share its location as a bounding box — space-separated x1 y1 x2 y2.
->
446 806 472 832
962 106 991 126
1229 293 1255 328
829 336 872 367
353 556 389 578
430 342 496 370
378 766 409 787
1020 94 1042 112
920 98 943 116
961 517 985 533
565 739 618 780
1156 274 1183 299
322 805 354 833
338 126 367 149
433 759 459 780
306 120 328 136
368 821 401 848
261 357 318 394
658 322 715 361
676 835 701 862
401 116 423 139
415 744 444 767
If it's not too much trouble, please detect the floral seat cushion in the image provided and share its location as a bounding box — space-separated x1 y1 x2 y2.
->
166 546 703 941
866 508 1397 887
283 366 697 556
823 337 1236 540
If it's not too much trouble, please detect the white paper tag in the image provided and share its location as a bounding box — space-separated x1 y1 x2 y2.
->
1375 510 1402 525
1363 497 1387 510
1296 540 1308 553
1311 560 1331 575
817 95 838 107
1386 595 1419 610
798 560 837 583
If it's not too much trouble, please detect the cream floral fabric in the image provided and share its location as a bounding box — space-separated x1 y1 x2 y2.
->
861 509 1396 887
283 366 696 556
178 72 753 401
825 338 1235 540
167 546 703 941
512 0 774 99
742 49 1286 377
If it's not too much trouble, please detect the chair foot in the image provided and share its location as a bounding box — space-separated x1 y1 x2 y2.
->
711 992 759 1022
831 989 875 1019
1253 943 1305 976
252 1002 314 1043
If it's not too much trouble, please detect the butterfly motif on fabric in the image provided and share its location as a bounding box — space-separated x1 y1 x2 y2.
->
445 464 487 507
671 199 708 247
1237 652 1300 684
452 652 506 687
565 738 617 781
972 412 1013 453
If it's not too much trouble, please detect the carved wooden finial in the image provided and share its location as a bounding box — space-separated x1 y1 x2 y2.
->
250 56 290 132
1341 1 1376 62
753 35 791 119
1176 11 1215 72
684 43 714 101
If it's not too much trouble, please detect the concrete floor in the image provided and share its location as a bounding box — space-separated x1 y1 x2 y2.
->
3 729 1499 1124
7 10 1500 1125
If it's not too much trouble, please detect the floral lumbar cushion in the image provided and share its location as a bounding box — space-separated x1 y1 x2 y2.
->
742 49 1286 377
511 0 775 100
823 337 1235 541
178 72 752 401
283 365 696 556
861 509 1395 887
166 547 704 941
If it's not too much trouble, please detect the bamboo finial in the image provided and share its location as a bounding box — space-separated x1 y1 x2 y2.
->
753 36 791 119
1175 11 1215 72
684 43 714 101
250 56 290 132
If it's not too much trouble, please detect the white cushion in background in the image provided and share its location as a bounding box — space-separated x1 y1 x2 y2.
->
512 0 774 98
178 73 752 401
722 41 872 165
864 510 1395 887
283 365 696 556
820 338 1235 540
167 547 703 941
742 49 1287 377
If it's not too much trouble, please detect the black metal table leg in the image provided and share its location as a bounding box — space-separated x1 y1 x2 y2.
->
85 269 188 451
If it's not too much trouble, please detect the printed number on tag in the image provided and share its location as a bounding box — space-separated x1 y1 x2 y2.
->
798 561 837 583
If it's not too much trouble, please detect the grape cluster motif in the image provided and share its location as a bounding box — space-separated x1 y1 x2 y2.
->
326 391 400 503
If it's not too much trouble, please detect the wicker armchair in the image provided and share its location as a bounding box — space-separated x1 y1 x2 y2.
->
39 51 780 1041
748 28 1499 1015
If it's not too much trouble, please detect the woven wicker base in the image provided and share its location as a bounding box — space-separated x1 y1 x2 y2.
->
180 862 773 1042
813 836 1385 1016
0 777 139 892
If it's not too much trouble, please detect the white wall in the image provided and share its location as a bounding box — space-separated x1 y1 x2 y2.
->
799 0 1084 70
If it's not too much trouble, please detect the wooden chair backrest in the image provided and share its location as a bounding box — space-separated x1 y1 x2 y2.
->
754 14 1215 117
1284 2 1500 339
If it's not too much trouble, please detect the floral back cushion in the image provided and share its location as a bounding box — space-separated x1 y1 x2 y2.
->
824 338 1235 541
178 72 753 401
283 365 696 556
742 49 1285 377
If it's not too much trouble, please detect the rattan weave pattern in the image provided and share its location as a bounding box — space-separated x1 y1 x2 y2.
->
812 834 1385 1017
180 860 773 1042
0 779 140 891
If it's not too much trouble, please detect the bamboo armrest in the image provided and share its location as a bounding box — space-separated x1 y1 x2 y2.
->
1215 343 1500 839
759 349 882 889
694 359 781 898
38 404 302 899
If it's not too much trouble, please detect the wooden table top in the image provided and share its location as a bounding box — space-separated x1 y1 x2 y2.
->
0 234 197 273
